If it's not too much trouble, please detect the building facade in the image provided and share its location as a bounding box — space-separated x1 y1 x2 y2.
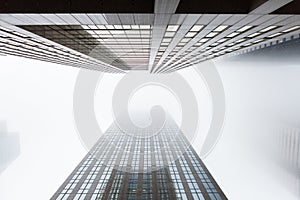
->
1 0 300 73
51 117 227 200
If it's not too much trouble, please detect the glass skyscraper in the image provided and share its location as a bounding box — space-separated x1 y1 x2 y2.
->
52 116 226 200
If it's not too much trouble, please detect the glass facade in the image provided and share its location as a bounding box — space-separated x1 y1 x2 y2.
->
20 25 152 70
52 118 227 200
1 12 300 73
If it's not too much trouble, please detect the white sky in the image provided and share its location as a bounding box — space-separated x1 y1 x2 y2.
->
0 56 86 200
0 55 299 200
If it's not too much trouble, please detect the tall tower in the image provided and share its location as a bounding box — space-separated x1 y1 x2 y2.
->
0 121 20 173
52 116 227 200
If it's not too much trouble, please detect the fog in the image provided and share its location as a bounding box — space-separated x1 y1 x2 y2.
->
205 57 300 200
0 54 299 199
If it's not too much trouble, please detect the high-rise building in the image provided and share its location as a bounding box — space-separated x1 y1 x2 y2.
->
0 121 20 173
0 1 300 73
51 116 227 200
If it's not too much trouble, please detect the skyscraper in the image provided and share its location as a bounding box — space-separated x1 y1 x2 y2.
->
1 1 300 73
51 116 227 200
0 121 20 173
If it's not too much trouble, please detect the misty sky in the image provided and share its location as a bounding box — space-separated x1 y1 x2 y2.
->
0 55 299 200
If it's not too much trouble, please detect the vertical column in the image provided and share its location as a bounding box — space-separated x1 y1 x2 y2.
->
149 0 180 72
